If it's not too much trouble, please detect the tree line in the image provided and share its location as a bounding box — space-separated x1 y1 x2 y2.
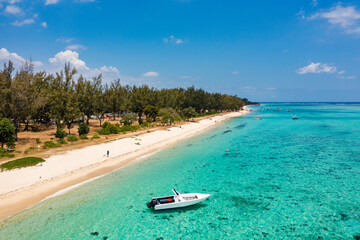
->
0 60 253 143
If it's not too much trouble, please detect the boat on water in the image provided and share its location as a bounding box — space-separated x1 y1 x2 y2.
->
287 109 291 112
292 115 299 119
255 117 262 120
146 189 210 210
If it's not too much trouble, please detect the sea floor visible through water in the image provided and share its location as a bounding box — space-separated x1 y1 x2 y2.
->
0 103 360 239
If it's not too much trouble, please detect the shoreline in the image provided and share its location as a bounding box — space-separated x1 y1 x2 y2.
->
0 109 248 221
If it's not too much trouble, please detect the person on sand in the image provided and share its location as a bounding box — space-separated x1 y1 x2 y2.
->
107 150 109 157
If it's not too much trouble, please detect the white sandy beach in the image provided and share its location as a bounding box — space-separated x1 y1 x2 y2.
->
0 110 247 220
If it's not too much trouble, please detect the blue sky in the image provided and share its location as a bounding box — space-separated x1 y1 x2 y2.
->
1 0 360 102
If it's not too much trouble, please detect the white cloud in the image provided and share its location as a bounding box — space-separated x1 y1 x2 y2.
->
179 75 192 79
297 9 305 19
8 0 22 4
11 18 35 26
4 5 21 14
163 35 184 45
66 44 86 50
309 4 360 34
338 70 345 74
49 50 88 70
56 38 73 43
45 0 58 5
243 86 255 89
47 50 120 81
41 21 47 28
142 71 159 77
100 65 119 73
0 48 124 83
339 75 356 79
232 71 240 75
282 49 288 53
0 48 43 68
297 62 337 74
75 0 95 2
312 0 318 7
267 88 276 90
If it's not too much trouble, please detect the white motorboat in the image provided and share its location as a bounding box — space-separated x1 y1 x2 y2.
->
146 189 210 210
292 115 299 119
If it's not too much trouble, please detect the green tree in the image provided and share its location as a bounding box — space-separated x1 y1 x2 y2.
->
78 123 90 135
48 63 82 133
158 108 180 125
121 113 137 125
0 118 16 149
55 128 66 139
144 105 159 121
130 85 154 123
182 107 196 120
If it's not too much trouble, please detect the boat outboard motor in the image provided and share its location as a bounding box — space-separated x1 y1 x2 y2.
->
146 199 157 208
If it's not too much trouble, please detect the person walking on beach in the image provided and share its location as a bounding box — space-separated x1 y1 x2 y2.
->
107 150 109 157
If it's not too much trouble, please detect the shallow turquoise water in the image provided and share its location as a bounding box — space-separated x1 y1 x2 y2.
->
1 103 360 239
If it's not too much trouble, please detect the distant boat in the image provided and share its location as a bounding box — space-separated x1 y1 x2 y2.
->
292 115 299 119
287 109 291 112
147 189 210 210
255 117 262 120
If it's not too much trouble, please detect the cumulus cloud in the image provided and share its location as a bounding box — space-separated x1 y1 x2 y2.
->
232 71 240 75
47 50 120 80
163 35 184 45
41 22 47 28
4 4 21 14
45 0 58 5
0 48 43 68
11 18 35 26
297 62 337 74
66 44 86 50
0 48 121 82
142 72 160 77
49 50 88 70
309 4 360 34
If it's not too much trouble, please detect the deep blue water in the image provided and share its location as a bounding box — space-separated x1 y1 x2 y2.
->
0 103 360 239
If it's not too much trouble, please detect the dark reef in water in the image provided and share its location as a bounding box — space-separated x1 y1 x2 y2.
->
208 134 217 139
230 195 269 210
223 130 232 134
90 232 99 236
235 123 247 129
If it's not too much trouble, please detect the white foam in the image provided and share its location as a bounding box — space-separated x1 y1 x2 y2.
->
42 174 106 201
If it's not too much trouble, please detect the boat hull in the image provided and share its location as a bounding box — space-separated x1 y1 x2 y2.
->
154 193 210 210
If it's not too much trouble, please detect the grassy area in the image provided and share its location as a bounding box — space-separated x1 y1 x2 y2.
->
0 157 45 171
0 148 15 158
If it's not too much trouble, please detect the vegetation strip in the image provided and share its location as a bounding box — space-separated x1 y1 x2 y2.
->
0 157 45 171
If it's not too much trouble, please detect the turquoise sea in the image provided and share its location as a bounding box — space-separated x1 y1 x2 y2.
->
1 103 360 239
